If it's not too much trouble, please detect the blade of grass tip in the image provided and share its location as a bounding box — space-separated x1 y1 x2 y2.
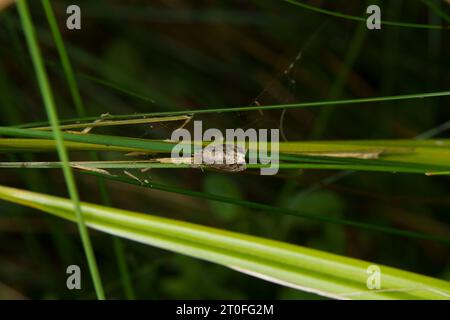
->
41 0 134 299
13 90 450 129
425 171 450 176
16 0 105 299
282 0 449 30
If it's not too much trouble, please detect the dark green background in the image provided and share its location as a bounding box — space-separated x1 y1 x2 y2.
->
0 0 449 299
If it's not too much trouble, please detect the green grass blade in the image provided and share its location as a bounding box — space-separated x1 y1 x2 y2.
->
283 0 448 30
2 133 450 173
16 0 105 299
82 171 450 245
41 0 85 116
1 159 448 243
0 127 174 152
33 115 191 131
421 0 450 24
97 175 136 299
0 185 449 299
0 138 144 153
12 90 450 129
41 0 136 299
0 159 442 173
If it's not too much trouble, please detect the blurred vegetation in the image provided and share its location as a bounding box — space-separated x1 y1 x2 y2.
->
0 0 449 299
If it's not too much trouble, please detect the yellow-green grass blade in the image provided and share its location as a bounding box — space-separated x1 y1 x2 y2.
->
0 127 175 153
0 185 449 300
1 130 450 173
2 137 449 158
276 140 450 169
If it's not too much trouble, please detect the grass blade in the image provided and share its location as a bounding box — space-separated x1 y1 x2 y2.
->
283 0 449 29
0 127 174 152
41 0 85 116
33 115 191 131
421 0 450 24
0 185 449 299
0 138 143 153
82 171 450 245
12 90 450 129
16 0 105 299
41 0 135 299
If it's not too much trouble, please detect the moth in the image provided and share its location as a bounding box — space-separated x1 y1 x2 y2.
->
192 143 247 172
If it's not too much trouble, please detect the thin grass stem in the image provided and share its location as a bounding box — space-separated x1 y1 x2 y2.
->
16 0 105 299
13 90 450 129
41 0 135 299
283 0 449 29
